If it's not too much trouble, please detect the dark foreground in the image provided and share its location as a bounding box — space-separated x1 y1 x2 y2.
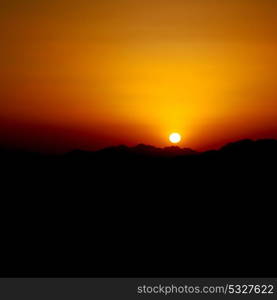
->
1 139 276 277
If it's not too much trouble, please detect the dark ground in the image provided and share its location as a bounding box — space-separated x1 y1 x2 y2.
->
0 139 276 277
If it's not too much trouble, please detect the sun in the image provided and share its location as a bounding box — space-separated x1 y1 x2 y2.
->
169 133 181 144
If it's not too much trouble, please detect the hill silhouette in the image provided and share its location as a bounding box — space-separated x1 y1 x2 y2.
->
1 138 276 277
66 143 198 159
1 138 277 161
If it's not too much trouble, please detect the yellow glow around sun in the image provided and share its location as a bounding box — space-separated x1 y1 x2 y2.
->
169 133 181 144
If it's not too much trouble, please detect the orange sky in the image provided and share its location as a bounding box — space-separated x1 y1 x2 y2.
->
1 0 277 152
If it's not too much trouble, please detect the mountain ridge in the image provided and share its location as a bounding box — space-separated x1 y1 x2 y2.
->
1 138 277 159
66 138 277 158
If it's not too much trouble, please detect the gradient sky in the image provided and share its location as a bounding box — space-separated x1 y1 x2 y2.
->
1 0 277 152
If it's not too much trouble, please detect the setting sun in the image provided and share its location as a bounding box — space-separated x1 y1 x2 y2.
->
169 133 181 144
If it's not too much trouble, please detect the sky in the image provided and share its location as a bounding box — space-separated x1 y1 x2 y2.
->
1 0 277 152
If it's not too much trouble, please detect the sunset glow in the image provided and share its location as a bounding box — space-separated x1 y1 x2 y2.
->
1 0 277 152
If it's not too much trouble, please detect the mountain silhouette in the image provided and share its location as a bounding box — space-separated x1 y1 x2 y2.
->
65 138 277 158
1 138 276 277
67 143 198 159
2 138 277 160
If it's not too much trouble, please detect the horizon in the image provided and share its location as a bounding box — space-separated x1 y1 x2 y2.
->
1 137 276 155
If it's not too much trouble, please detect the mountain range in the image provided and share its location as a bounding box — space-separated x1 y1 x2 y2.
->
64 138 277 159
1 138 276 277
